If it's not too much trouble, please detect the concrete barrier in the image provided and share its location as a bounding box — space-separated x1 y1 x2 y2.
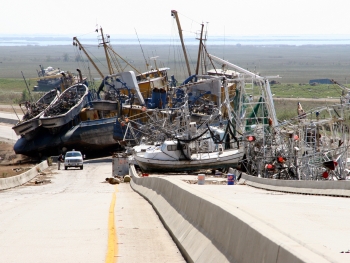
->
0 160 48 190
241 172 350 197
129 165 329 263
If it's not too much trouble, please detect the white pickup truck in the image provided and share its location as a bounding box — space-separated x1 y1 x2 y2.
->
64 150 84 170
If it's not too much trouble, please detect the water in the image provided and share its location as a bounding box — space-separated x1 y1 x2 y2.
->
1 35 350 46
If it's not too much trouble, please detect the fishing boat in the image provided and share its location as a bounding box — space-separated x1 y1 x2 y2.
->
72 28 171 147
31 65 75 91
60 71 146 152
14 27 171 157
134 135 243 173
129 78 245 173
12 88 60 139
56 68 169 155
40 83 89 133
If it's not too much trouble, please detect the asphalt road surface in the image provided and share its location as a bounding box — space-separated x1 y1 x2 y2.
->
0 160 185 263
0 122 19 143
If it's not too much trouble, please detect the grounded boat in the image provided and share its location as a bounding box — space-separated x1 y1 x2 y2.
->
14 35 171 158
12 88 60 139
129 74 245 173
40 83 89 133
32 65 73 91
61 71 149 153
134 137 243 173
13 68 169 158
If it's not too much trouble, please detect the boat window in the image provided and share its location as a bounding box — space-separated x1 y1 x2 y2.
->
167 145 177 151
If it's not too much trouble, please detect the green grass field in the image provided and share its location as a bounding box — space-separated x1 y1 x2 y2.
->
1 44 350 82
270 83 344 99
1 44 350 119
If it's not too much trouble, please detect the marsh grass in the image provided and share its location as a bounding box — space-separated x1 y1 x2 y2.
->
0 89 44 104
273 99 339 120
1 44 350 120
1 44 350 83
270 83 344 99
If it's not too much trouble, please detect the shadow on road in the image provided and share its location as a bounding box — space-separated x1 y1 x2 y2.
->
84 157 112 164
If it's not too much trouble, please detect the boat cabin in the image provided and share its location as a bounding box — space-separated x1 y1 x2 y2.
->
143 140 189 161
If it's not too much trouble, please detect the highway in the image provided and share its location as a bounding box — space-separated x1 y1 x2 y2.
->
0 160 185 263
1 113 350 262
0 110 22 142
192 184 350 261
0 122 20 143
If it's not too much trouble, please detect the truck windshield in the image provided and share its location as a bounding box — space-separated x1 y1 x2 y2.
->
65 152 81 157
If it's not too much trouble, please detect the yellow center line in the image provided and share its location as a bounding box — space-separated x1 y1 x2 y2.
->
106 185 118 263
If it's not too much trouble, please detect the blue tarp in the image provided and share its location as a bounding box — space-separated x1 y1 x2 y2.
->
309 79 332 84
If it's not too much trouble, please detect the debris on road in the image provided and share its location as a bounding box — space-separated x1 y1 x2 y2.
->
105 177 120 185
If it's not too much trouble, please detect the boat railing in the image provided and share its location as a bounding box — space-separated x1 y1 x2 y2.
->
79 116 117 127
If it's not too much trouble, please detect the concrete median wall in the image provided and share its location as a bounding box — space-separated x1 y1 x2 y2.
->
0 160 48 190
129 165 329 263
241 173 350 197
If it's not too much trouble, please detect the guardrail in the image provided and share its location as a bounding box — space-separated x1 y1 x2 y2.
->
241 172 350 197
129 164 327 263
0 160 48 190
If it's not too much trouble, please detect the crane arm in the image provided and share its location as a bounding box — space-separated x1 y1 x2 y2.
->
73 37 104 78
330 79 350 92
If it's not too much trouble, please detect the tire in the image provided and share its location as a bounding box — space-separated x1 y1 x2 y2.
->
80 166 83 170
65 166 68 170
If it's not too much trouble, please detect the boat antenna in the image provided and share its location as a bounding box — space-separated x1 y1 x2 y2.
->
203 22 209 72
195 22 204 75
21 71 33 102
134 28 149 72
11 105 20 121
223 26 226 60
150 56 159 70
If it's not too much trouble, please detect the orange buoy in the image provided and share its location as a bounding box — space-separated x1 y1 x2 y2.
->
322 171 329 179
247 136 256 142
266 164 274 170
277 156 285 163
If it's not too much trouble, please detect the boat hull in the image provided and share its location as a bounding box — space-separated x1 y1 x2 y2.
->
12 118 40 136
40 84 88 129
12 88 59 136
134 148 244 173
14 117 122 158
62 117 119 148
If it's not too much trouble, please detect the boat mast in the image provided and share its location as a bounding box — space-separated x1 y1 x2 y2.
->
99 27 114 75
195 23 204 75
21 71 33 102
171 10 192 77
11 105 20 121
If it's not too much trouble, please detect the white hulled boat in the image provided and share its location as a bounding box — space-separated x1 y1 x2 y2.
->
40 83 89 133
12 88 60 139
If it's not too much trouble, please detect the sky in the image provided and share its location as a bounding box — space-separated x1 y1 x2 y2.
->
2 0 350 38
